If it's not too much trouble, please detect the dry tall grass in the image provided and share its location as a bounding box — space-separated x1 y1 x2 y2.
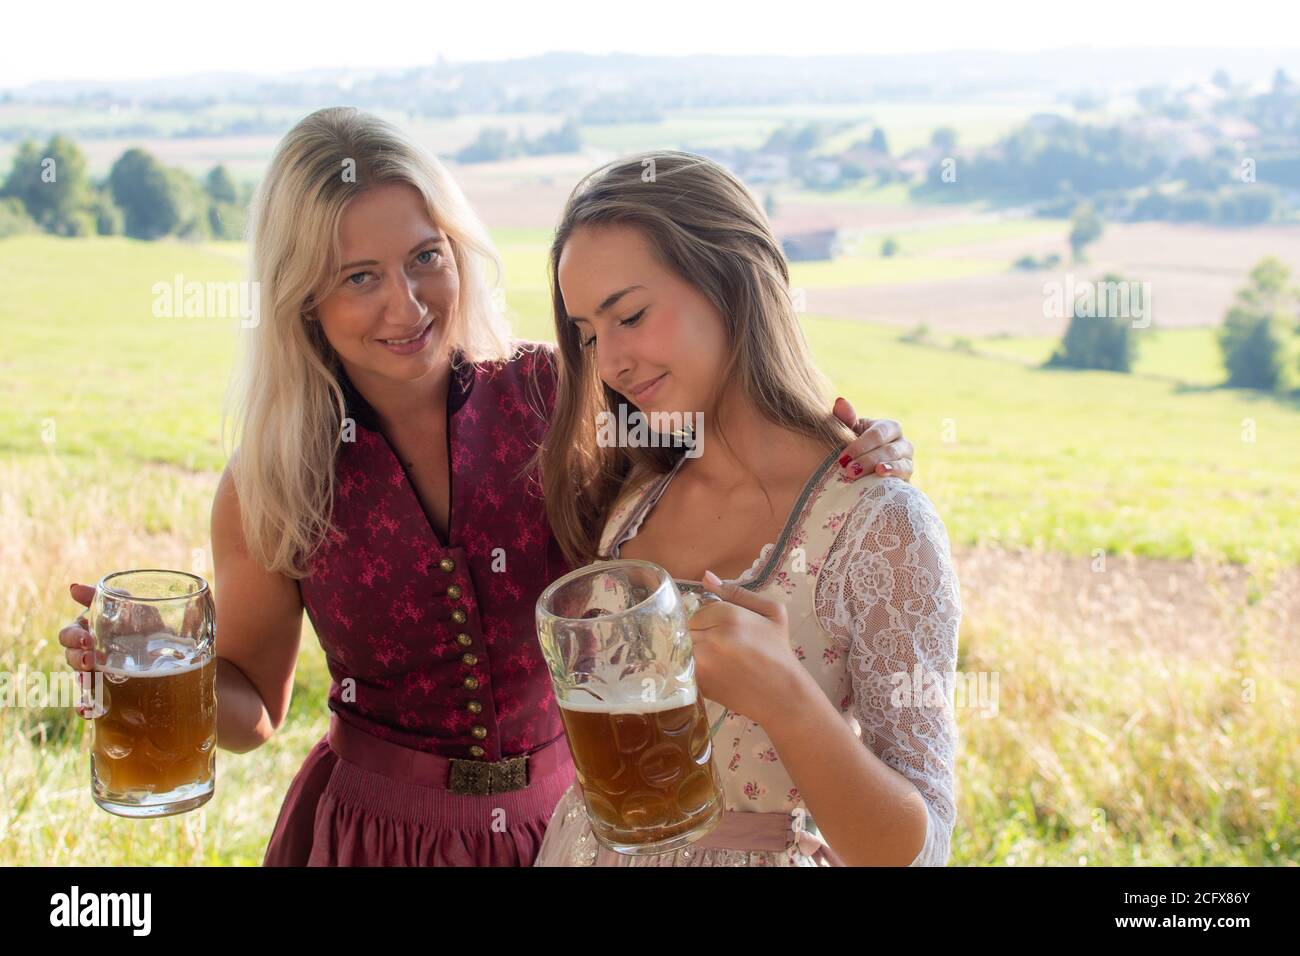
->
951 545 1297 865
2 452 1295 864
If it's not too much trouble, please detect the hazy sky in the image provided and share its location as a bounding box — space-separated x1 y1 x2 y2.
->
5 0 1299 88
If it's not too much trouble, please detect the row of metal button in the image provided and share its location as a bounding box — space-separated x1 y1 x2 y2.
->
441 556 489 758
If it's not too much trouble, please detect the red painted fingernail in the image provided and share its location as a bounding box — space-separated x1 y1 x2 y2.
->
838 454 852 468
851 463 864 476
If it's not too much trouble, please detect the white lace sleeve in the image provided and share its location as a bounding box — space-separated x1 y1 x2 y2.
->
814 478 962 866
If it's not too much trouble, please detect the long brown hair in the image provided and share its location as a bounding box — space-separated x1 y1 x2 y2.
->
536 150 854 567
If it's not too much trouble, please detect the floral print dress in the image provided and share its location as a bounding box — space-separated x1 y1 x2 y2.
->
534 447 962 866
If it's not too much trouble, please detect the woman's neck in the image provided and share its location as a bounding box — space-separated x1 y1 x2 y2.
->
683 391 831 494
345 353 452 431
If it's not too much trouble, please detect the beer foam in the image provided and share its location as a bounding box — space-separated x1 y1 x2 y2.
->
101 631 210 678
99 658 209 680
559 683 696 715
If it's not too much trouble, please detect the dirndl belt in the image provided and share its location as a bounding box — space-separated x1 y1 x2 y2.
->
594 809 845 866
327 712 573 796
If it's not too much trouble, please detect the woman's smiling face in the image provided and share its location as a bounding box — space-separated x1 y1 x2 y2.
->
312 181 459 383
557 223 729 415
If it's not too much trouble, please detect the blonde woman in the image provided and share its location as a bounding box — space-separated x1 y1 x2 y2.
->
534 151 960 867
58 110 915 866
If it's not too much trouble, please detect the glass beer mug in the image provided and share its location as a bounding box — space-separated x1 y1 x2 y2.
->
86 569 217 817
536 559 725 855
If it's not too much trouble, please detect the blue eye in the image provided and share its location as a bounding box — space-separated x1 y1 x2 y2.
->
344 247 439 288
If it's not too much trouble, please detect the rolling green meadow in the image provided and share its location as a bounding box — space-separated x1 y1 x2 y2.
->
2 228 1296 865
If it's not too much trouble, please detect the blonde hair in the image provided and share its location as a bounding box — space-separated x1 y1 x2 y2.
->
536 150 854 567
223 106 513 578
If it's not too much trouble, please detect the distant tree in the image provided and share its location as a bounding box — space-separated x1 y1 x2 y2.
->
109 148 182 239
198 164 244 239
88 188 123 236
1133 188 1172 220
455 127 511 164
1136 86 1167 112
930 126 957 151
1173 155 1225 192
763 190 777 219
880 236 899 257
1015 252 1063 270
868 126 890 155
1068 202 1103 261
1070 90 1106 111
1 136 95 235
913 117 1168 205
900 323 931 344
1218 257 1295 390
206 192 246 240
168 167 213 239
1212 69 1232 93
0 196 37 238
1046 272 1140 372
0 139 44 214
762 122 825 155
525 118 581 156
204 165 238 204
40 135 95 235
1216 187 1278 225
761 123 793 153
791 123 824 154
1170 191 1215 221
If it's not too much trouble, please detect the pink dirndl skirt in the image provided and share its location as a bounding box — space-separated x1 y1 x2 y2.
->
263 713 576 867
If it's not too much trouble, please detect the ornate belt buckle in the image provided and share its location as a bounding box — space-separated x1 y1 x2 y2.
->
448 755 529 795
492 755 529 793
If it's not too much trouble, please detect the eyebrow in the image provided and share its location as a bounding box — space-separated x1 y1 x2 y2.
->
339 236 443 273
567 285 646 323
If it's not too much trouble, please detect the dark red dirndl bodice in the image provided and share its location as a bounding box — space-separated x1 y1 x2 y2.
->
300 341 571 759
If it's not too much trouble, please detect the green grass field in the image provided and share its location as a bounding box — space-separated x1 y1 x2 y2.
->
968 325 1300 391
2 231 1296 866
5 233 1296 564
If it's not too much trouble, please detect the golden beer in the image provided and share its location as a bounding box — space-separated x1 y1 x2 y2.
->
558 689 724 850
537 559 725 854
91 631 216 816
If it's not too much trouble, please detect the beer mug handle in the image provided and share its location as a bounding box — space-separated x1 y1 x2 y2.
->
680 590 728 738
680 589 721 618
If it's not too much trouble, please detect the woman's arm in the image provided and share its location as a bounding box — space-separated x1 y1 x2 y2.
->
210 460 307 754
761 663 933 865
693 480 961 865
793 480 962 865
